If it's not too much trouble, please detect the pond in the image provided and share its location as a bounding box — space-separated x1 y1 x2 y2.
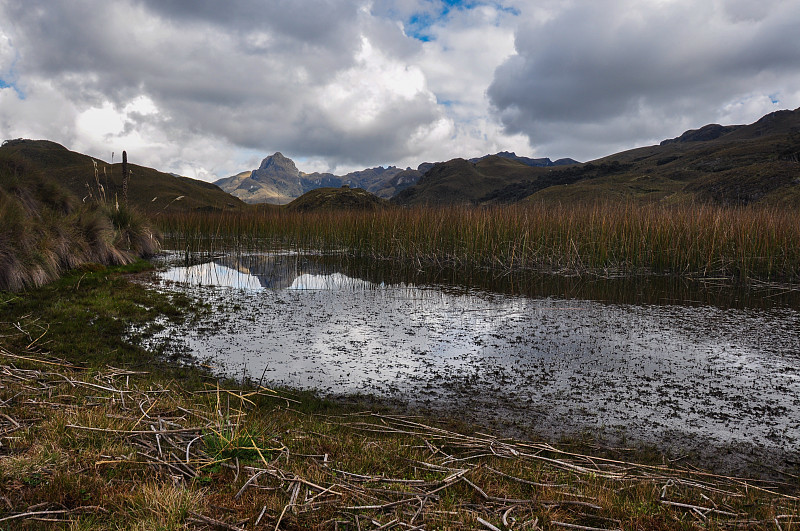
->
152 251 800 473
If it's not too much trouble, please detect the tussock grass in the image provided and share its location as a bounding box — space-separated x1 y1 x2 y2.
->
0 162 160 292
158 202 800 282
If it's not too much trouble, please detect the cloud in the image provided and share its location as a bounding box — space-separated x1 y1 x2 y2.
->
0 1 433 173
0 0 529 176
488 0 800 161
3 0 799 179
395 1 532 163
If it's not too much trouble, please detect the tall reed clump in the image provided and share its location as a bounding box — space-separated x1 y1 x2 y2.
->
157 201 800 282
0 161 161 292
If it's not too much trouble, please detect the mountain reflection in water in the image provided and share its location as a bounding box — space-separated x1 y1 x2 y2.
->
161 254 381 291
153 252 800 467
161 262 265 291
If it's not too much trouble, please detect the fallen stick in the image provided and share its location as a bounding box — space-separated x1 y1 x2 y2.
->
462 477 489 500
0 506 107 524
0 350 79 369
476 516 502 531
67 424 202 435
660 499 740 517
344 496 424 511
188 511 247 531
233 470 267 500
551 522 621 531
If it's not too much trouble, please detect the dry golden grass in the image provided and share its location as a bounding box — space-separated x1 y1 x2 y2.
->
0 165 161 292
1 324 798 530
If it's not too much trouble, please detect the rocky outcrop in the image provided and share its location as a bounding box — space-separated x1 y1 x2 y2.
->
660 124 743 145
470 151 580 167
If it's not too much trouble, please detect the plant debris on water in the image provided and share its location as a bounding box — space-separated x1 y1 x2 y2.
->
151 252 800 481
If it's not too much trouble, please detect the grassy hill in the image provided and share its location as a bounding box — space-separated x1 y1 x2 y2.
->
0 139 248 290
285 186 391 212
0 139 246 214
0 150 159 291
392 156 562 206
394 108 800 208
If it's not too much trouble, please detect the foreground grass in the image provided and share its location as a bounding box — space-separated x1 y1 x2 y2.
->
157 202 800 283
1 265 798 529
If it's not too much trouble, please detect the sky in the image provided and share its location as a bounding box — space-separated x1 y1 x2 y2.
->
1 0 800 181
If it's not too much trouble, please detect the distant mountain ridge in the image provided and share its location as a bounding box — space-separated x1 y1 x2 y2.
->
214 151 575 205
214 153 430 205
8 107 798 212
469 151 579 167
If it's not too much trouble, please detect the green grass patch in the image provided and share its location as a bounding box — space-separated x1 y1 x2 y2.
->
0 261 205 372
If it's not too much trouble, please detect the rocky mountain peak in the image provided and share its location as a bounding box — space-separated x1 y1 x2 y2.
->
257 152 299 177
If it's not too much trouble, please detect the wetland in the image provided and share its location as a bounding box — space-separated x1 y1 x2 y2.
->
153 251 800 476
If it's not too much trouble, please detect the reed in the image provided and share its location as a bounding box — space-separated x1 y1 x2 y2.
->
157 201 800 282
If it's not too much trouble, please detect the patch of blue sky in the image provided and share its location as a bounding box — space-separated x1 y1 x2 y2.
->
404 1 518 42
769 93 780 105
0 77 24 99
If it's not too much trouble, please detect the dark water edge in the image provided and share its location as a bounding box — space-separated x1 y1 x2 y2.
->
149 251 800 479
170 250 800 309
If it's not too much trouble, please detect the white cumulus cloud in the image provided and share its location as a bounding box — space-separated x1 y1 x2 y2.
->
1 0 799 177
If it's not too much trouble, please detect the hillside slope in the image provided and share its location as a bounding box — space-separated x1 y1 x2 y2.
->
394 108 800 207
525 108 800 207
392 156 575 206
0 139 245 213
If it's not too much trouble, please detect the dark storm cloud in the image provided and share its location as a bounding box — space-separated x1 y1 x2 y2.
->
488 0 800 160
0 0 450 169
2 0 359 96
136 0 357 42
5 0 799 175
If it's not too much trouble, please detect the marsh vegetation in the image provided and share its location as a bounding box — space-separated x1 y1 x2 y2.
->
0 160 160 291
157 202 800 282
2 196 799 528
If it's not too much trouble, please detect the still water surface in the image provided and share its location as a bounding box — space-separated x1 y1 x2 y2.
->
154 252 800 460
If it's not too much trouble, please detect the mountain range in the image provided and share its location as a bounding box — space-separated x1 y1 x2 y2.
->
3 107 799 212
213 153 431 205
394 108 800 208
213 150 581 205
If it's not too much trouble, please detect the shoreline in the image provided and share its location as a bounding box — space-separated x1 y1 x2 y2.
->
147 257 800 485
1 263 797 528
